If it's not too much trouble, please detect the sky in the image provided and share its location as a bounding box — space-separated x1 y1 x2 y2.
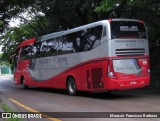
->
9 18 21 27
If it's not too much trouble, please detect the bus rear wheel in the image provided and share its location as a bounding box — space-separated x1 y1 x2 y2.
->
67 78 77 96
22 78 28 89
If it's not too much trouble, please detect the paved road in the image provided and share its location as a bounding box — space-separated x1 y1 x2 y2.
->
0 74 160 121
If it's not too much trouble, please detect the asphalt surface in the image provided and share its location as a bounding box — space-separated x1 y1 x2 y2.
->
0 74 160 121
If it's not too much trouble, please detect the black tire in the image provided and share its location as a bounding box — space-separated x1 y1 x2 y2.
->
106 91 112 95
22 78 28 89
67 78 77 96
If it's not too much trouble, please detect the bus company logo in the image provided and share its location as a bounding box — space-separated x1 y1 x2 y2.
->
2 113 11 118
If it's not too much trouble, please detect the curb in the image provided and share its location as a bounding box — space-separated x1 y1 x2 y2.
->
0 93 29 121
0 92 19 112
0 74 18 111
0 74 29 121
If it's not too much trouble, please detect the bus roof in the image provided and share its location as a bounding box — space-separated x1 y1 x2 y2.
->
16 38 36 49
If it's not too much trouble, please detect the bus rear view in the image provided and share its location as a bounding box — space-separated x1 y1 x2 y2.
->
106 19 150 90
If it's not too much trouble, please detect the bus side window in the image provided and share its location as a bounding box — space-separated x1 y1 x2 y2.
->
20 46 35 61
31 45 38 58
41 41 50 57
68 26 103 52
84 25 102 51
34 43 41 58
72 30 86 52
60 35 74 54
40 41 53 57
66 32 83 53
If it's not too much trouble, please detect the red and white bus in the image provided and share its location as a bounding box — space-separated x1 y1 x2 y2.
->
11 19 150 95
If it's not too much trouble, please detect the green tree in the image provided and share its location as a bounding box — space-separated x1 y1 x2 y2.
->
0 0 104 63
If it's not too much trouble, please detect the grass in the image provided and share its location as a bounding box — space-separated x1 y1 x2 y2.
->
0 103 23 121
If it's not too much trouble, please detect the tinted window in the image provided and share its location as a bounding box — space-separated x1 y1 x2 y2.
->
39 25 103 57
65 25 102 52
111 21 147 39
40 36 70 57
20 45 36 61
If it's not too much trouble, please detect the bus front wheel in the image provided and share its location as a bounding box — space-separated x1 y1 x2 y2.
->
22 78 28 89
67 78 77 96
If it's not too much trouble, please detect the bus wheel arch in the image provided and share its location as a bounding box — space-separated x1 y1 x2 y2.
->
66 76 77 96
20 75 28 89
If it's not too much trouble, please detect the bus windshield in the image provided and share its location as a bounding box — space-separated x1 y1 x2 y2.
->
111 21 147 39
